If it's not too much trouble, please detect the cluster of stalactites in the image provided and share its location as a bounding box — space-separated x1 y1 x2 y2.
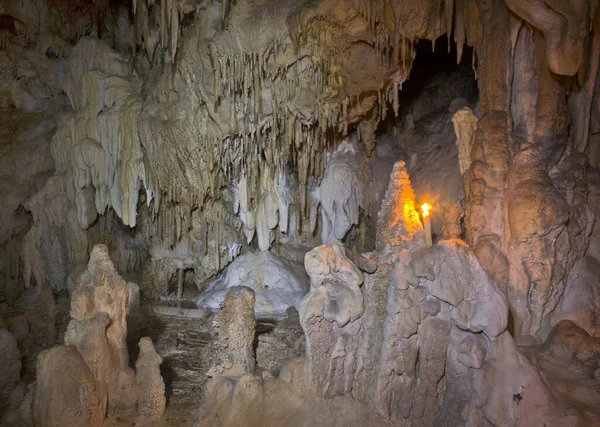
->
51 38 155 229
132 0 239 62
352 0 480 79
132 0 179 62
133 0 483 253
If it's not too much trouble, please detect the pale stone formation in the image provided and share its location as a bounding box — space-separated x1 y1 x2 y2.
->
21 244 166 426
135 337 167 424
451 106 478 176
441 203 463 240
198 251 308 317
51 36 152 229
300 238 585 426
318 144 366 245
299 244 364 394
33 346 107 427
67 244 132 410
208 286 257 377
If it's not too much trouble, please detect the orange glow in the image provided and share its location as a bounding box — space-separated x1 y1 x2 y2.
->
421 203 431 218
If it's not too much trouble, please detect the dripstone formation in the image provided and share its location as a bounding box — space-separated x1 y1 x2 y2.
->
20 245 166 427
1 0 600 425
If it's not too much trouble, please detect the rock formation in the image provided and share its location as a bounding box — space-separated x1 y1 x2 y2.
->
16 245 166 426
300 238 590 426
317 143 366 245
441 203 463 240
135 337 167 424
376 161 424 253
1 0 600 424
33 345 107 427
451 107 478 177
208 286 257 377
198 251 308 317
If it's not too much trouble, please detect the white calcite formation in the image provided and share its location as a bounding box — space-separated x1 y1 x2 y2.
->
317 143 366 245
451 106 478 176
52 37 153 229
197 251 308 317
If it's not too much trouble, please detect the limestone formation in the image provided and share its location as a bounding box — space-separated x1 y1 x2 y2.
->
441 203 463 240
318 144 366 245
376 161 425 253
198 251 308 317
300 238 583 426
208 286 257 377
1 0 600 425
52 37 151 229
67 244 132 400
20 244 166 426
135 337 167 423
33 345 107 427
299 244 364 394
451 107 478 176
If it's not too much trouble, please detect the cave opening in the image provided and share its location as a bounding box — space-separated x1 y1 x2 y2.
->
369 35 479 244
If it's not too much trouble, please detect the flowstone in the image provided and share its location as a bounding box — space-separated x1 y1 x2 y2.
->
198 251 308 317
300 239 585 426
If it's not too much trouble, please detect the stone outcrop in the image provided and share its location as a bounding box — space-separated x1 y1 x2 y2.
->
317 144 366 245
441 203 463 240
300 244 364 394
33 346 107 427
451 107 478 176
376 161 425 253
300 239 587 426
135 337 167 424
198 251 308 317
208 286 257 377
18 244 166 426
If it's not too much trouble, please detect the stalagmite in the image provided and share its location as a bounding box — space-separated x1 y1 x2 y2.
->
451 107 478 176
376 161 424 252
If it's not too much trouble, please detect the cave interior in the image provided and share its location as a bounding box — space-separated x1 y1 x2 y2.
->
1 0 600 426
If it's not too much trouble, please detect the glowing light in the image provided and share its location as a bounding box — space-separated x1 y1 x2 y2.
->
421 203 431 218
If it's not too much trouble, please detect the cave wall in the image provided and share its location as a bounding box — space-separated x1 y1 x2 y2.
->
0 0 599 341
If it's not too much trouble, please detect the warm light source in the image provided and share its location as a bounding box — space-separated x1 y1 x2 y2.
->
421 202 432 246
421 203 431 218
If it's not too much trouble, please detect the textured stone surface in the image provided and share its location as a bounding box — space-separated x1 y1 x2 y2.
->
67 244 133 408
135 337 166 423
198 251 308 317
208 286 256 377
1 0 600 425
441 203 463 240
452 107 479 176
22 244 166 426
376 161 425 253
299 236 584 426
33 345 107 427
0 329 22 413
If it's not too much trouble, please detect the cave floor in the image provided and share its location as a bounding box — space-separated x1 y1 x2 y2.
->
117 306 286 426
